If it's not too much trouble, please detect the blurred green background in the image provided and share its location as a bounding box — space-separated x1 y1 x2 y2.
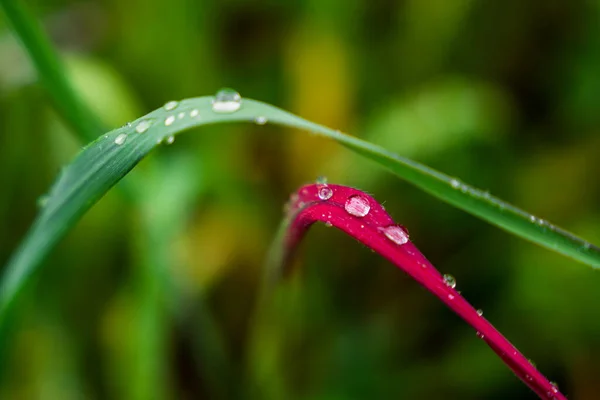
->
1 0 600 399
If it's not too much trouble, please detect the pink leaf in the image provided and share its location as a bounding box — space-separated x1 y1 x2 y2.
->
281 183 564 400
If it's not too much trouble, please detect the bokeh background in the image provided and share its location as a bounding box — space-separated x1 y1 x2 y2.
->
1 0 600 399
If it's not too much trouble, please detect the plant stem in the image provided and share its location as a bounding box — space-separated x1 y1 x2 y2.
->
0 0 105 141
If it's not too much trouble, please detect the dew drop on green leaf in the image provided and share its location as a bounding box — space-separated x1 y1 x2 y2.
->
163 100 179 111
114 133 127 145
212 88 242 113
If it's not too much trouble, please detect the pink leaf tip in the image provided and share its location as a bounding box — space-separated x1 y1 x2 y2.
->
279 182 565 400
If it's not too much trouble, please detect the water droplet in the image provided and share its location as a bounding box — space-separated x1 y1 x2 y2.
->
448 294 455 300
114 133 127 145
318 186 333 200
476 309 483 316
345 195 370 217
528 359 536 367
476 331 485 339
212 88 242 113
443 274 456 289
379 225 409 245
178 112 185 119
550 382 559 392
165 115 175 126
37 195 49 208
450 179 461 188
324 221 333 228
164 100 179 111
255 116 267 125
166 135 175 145
529 215 536 222
190 109 199 118
316 176 328 184
135 119 152 134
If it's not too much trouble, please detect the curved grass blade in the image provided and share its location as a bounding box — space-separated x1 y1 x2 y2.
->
275 183 565 399
1 95 599 325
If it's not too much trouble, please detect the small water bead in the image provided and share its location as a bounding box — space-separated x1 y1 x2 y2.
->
114 133 127 145
316 176 328 184
37 195 49 208
448 294 455 300
165 115 175 126
443 274 456 289
190 109 199 118
345 195 370 217
178 112 185 119
318 186 333 200
135 119 152 134
164 100 179 111
324 221 333 228
166 135 175 145
476 309 483 317
528 359 537 367
379 225 409 245
450 179 461 188
212 88 242 113
255 116 268 125
476 331 485 339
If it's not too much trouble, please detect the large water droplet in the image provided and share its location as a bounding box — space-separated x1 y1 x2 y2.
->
166 135 175 145
476 309 483 316
164 100 179 111
379 225 409 245
165 115 175 126
212 88 242 113
114 133 127 145
443 274 456 289
345 195 370 217
318 185 333 200
135 119 152 134
255 116 267 125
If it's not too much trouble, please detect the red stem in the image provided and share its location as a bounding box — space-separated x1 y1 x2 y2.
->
282 183 564 400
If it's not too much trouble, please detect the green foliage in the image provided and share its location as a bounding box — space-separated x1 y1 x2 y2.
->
1 0 599 398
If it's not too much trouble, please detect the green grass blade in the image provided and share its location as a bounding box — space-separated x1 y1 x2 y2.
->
0 0 105 140
1 95 599 325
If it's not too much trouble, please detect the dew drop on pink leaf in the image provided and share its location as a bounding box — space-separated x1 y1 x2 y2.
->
318 186 333 200
379 225 409 245
344 195 370 217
